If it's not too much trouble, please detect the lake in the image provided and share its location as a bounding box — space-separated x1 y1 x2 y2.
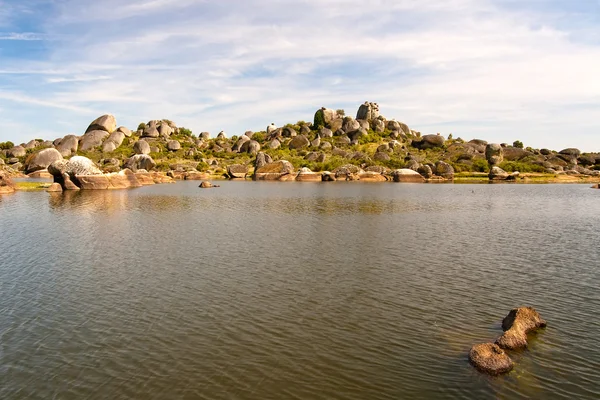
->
1 181 599 399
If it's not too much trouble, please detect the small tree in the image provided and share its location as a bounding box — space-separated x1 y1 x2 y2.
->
513 140 524 149
336 109 345 117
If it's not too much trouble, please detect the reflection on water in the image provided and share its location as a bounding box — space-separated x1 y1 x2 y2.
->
1 181 600 399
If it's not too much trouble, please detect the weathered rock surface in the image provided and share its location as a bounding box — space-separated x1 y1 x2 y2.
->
227 164 248 179
296 167 322 182
133 140 151 155
485 143 504 165
412 134 445 149
356 101 380 121
46 182 63 192
489 166 510 180
358 171 387 182
56 135 79 157
254 160 294 181
392 169 426 183
255 152 273 170
117 126 132 137
435 161 454 180
124 154 156 172
167 140 181 151
85 114 117 134
25 148 63 173
102 130 125 152
469 343 514 375
496 307 547 350
289 135 310 150
0 170 15 194
8 146 26 158
76 169 142 190
79 130 109 151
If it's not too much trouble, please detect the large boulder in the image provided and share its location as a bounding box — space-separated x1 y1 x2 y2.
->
56 135 79 157
48 156 103 190
358 171 387 182
296 167 322 182
79 130 109 151
102 131 126 152
559 148 581 157
85 114 116 134
124 154 156 172
254 160 294 181
503 147 533 161
266 123 277 134
372 119 385 133
417 164 433 179
167 140 181 151
435 161 454 180
0 170 15 194
282 127 297 138
356 101 380 121
412 134 445 149
227 164 248 179
342 117 360 134
289 135 310 150
8 146 26 158
142 121 160 138
332 164 364 180
314 107 338 128
241 140 260 155
117 126 132 137
469 343 513 375
255 152 273 170
496 307 547 350
133 140 151 155
76 169 142 190
268 139 281 149
485 143 504 165
25 148 63 173
232 135 250 152
489 166 510 180
391 169 426 183
158 123 173 137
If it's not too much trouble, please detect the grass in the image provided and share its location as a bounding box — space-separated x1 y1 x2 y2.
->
15 181 51 191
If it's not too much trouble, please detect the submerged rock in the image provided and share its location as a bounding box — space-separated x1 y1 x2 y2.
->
469 343 514 375
496 307 547 350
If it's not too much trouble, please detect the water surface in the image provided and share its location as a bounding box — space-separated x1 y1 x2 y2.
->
1 182 599 399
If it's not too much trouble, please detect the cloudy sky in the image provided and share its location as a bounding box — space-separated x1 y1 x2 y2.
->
0 0 599 151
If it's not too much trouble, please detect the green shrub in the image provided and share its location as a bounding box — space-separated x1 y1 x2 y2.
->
0 141 14 150
196 161 210 171
137 122 146 131
313 109 325 129
513 140 524 149
472 158 489 172
252 132 265 143
499 161 545 173
179 127 193 137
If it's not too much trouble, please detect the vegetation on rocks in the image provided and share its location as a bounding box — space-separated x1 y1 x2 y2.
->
2 103 599 185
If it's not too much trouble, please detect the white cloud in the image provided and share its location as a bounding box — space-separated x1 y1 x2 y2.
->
0 0 599 150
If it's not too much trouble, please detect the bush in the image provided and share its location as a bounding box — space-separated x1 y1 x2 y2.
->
137 122 146 131
513 140 524 149
0 141 14 150
313 109 325 129
196 161 210 171
251 132 265 143
179 127 193 137
499 161 545 173
472 158 489 172
336 109 345 117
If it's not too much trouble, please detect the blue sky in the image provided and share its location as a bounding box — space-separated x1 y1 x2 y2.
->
1 0 599 151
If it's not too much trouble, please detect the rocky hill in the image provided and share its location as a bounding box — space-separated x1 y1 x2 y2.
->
1 101 599 185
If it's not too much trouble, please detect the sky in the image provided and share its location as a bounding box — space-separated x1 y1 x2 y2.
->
0 0 599 151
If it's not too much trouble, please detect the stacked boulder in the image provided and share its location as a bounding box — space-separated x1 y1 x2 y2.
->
469 307 546 375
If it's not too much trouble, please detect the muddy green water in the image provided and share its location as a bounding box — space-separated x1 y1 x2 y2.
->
1 182 599 399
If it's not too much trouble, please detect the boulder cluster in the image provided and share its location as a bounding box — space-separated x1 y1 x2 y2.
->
1 101 599 194
469 307 547 375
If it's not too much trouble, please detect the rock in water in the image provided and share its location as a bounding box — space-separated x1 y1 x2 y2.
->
254 160 294 181
0 170 15 194
469 343 514 375
391 169 426 183
489 166 509 180
85 114 117 134
199 181 213 188
496 307 547 350
227 164 248 179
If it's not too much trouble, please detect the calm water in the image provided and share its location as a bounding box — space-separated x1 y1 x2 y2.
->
1 181 599 399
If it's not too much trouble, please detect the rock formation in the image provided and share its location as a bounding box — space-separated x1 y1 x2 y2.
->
469 343 514 375
496 307 547 350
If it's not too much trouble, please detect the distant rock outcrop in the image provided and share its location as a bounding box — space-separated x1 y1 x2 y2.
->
85 114 117 134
